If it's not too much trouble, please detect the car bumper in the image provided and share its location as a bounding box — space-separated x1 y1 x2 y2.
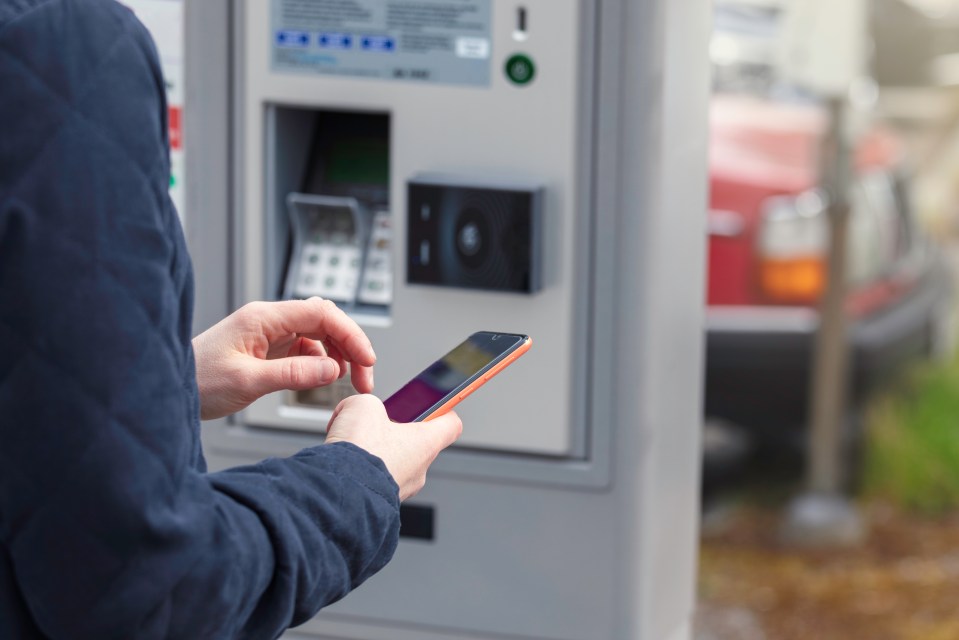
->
704 262 952 432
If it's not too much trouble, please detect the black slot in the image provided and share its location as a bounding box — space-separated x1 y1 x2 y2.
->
399 503 435 541
517 7 527 33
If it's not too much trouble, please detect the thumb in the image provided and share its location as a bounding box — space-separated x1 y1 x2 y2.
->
417 411 464 451
249 356 340 395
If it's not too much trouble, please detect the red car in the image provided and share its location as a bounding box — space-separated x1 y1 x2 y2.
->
705 95 952 444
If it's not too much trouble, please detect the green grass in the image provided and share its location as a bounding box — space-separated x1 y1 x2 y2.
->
862 355 959 514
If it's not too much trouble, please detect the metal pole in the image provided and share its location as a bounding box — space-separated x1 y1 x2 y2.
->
782 95 863 547
808 97 853 494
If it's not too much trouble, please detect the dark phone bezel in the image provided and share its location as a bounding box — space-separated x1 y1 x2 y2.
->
387 331 530 422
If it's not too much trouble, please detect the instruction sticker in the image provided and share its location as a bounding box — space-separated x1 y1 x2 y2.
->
271 0 491 86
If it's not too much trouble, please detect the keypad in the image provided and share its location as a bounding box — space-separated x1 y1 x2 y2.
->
358 210 393 306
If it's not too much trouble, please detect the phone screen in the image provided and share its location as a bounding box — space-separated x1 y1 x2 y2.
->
383 332 527 422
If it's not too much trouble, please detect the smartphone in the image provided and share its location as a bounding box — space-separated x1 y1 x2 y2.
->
383 331 532 422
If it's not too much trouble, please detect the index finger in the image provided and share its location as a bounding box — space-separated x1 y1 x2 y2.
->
262 298 376 367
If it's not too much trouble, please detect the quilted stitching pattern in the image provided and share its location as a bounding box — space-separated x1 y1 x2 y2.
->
0 1 401 638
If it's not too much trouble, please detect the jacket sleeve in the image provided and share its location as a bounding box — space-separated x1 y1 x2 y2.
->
0 1 400 638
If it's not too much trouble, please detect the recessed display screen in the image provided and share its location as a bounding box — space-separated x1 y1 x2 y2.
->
326 138 389 186
383 332 524 422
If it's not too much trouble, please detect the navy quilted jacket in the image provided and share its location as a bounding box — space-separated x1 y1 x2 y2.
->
0 1 401 638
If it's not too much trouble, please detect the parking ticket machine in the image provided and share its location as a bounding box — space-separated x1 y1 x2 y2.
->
186 0 709 638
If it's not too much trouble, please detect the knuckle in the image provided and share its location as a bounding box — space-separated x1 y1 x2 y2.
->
355 393 386 414
241 300 263 314
337 393 373 411
355 393 377 406
238 300 266 322
286 358 309 388
312 297 338 314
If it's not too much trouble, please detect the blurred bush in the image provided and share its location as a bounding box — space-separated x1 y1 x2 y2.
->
863 355 959 514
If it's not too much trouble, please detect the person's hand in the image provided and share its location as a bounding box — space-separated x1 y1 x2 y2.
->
192 298 376 420
325 395 463 501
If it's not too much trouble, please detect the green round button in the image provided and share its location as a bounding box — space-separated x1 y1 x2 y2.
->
505 53 535 86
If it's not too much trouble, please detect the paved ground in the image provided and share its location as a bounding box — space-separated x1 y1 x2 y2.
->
694 603 766 640
694 502 959 640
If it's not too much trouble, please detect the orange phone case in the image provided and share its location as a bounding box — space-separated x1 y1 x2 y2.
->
423 336 532 421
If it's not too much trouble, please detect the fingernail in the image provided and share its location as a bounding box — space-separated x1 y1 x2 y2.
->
368 345 377 361
320 360 336 380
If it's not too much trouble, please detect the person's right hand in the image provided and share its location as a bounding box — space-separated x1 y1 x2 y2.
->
192 298 375 421
325 395 463 501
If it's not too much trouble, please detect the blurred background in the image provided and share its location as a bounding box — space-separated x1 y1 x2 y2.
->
697 1 959 638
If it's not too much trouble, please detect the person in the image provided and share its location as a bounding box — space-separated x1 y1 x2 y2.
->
0 0 462 637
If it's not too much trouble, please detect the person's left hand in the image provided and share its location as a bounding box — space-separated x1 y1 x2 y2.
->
192 298 376 420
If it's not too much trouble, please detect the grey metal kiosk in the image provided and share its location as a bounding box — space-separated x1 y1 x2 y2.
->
185 0 709 638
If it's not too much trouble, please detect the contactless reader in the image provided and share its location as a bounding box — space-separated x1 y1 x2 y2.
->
407 175 543 294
